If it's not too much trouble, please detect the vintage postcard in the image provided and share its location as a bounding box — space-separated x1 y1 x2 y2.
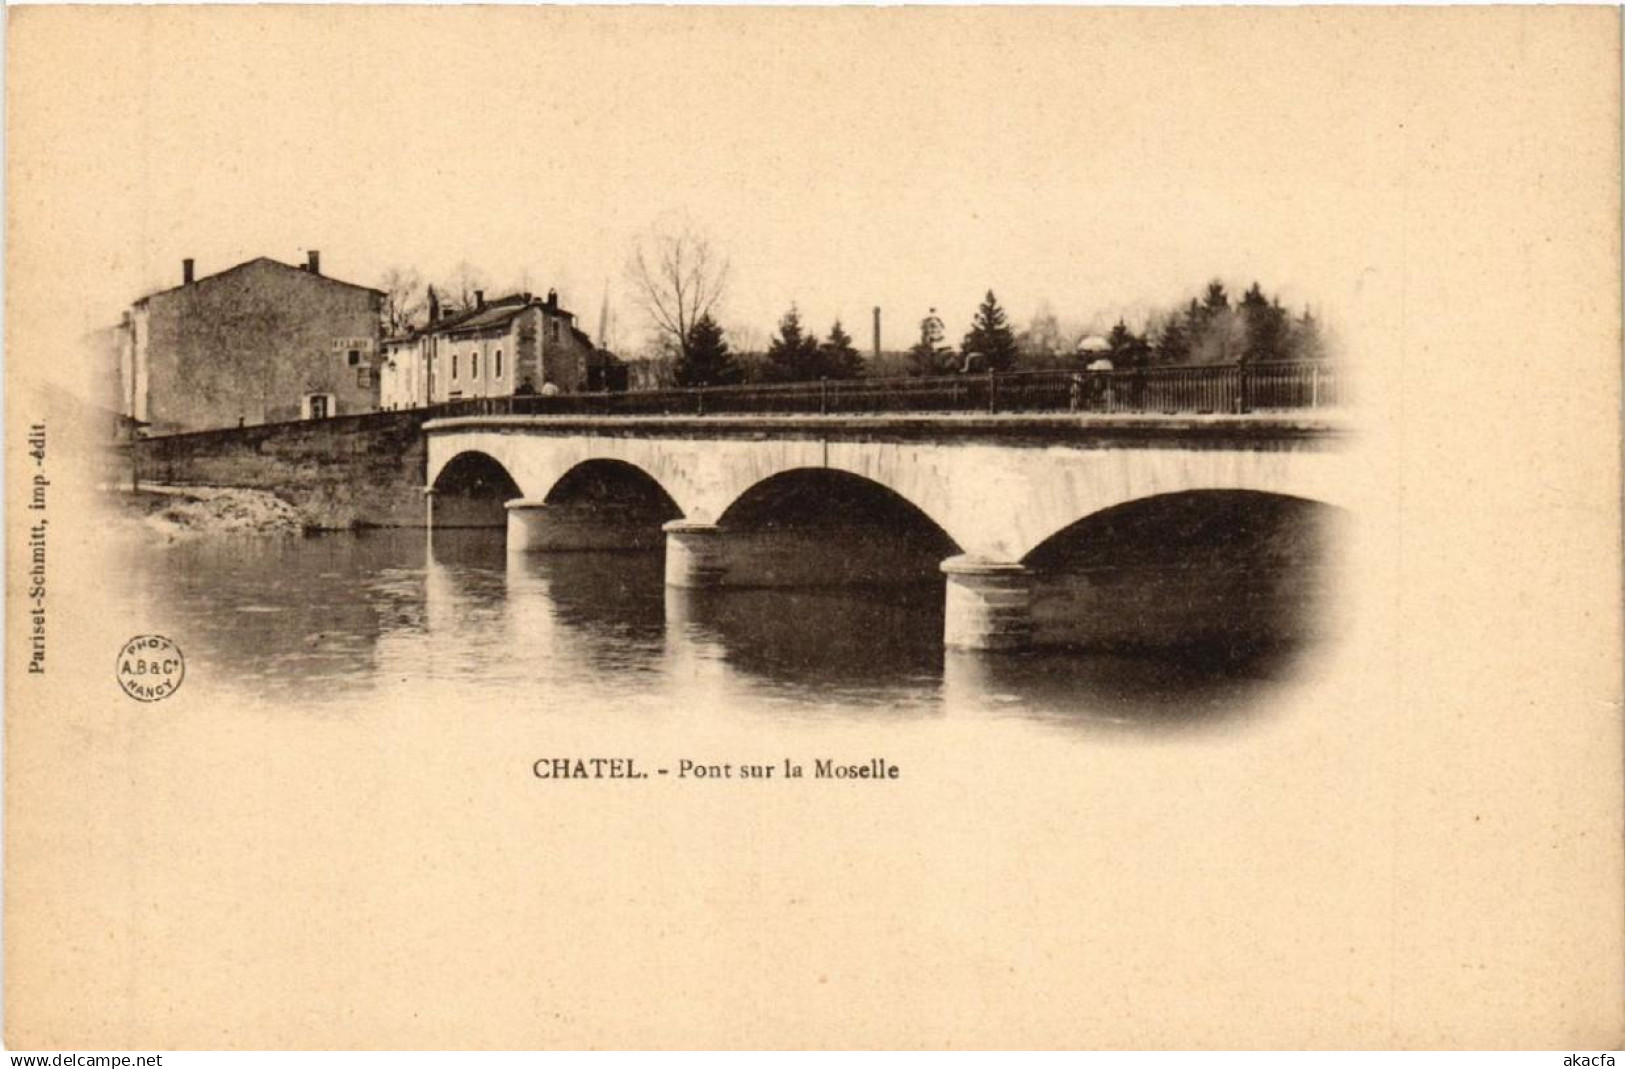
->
5 5 1621 1051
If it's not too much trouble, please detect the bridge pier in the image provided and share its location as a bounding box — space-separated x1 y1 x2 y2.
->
663 520 951 589
507 500 666 553
663 521 728 587
941 555 1032 652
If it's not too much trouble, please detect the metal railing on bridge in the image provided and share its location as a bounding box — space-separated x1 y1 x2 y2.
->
427 360 1341 420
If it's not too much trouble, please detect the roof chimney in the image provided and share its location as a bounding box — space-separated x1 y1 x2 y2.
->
306 250 321 276
427 286 440 324
183 258 195 285
475 290 485 311
546 288 558 311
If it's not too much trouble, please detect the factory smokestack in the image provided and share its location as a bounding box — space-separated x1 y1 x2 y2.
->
872 307 881 357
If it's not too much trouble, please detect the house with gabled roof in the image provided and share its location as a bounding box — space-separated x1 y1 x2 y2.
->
117 251 384 435
379 287 611 410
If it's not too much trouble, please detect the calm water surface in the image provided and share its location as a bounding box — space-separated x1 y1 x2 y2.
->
110 528 1318 735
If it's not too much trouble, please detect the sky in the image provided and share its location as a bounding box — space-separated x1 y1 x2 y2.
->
11 6 1597 367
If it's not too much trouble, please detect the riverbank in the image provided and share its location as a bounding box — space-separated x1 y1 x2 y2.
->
127 409 430 528
111 485 308 541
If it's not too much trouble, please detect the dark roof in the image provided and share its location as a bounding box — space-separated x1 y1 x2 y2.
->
430 294 530 335
135 256 385 304
442 307 525 334
426 293 580 337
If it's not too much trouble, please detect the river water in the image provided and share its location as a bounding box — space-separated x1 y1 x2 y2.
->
61 523 1393 1047
108 527 1322 736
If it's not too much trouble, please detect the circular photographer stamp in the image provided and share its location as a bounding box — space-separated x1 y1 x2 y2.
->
116 635 185 702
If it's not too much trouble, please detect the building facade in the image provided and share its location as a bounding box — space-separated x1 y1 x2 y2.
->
379 289 609 410
118 252 384 435
378 334 427 412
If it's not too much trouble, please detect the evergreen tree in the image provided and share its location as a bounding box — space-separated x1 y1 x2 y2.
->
1292 308 1327 362
1139 280 1330 368
1106 318 1134 355
1106 319 1151 368
1189 282 1239 364
1156 315 1191 365
675 313 741 386
765 303 823 382
960 290 1020 372
1128 333 1152 368
1184 297 1204 334
819 320 864 380
1240 282 1289 363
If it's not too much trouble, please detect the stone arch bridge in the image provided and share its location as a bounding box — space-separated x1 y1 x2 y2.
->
425 413 1353 651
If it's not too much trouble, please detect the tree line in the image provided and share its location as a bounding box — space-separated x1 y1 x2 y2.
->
671 306 866 387
378 221 1331 389
664 280 1327 387
1090 280 1327 371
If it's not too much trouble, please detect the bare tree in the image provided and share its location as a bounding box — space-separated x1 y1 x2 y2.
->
626 222 729 361
378 266 427 336
437 261 491 312
1019 300 1065 361
725 322 767 354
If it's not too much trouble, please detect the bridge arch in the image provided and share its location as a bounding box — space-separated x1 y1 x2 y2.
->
1020 489 1343 568
426 430 727 519
431 449 523 494
503 457 688 551
542 458 684 516
698 467 961 587
1019 489 1346 656
950 447 1355 562
719 467 958 544
429 449 523 527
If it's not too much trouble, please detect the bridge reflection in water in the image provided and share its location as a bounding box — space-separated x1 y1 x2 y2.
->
110 525 1333 730
450 526 1337 730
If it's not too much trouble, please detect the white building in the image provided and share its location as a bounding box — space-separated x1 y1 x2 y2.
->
377 288 606 410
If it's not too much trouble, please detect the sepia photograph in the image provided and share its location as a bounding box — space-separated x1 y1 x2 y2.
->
5 4 1621 1053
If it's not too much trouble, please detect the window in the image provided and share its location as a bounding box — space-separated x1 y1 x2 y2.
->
347 349 361 367
495 350 503 379
472 353 480 379
452 354 459 381
356 367 370 388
